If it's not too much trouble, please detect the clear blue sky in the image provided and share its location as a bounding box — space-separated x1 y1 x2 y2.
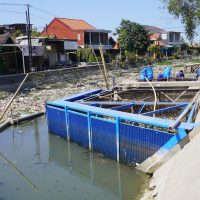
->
0 0 194 41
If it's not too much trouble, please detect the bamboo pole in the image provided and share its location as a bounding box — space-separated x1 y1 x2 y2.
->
0 73 29 122
90 47 104 79
99 44 109 90
90 47 109 90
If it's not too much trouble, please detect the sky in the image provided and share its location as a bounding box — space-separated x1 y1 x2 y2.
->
0 0 197 42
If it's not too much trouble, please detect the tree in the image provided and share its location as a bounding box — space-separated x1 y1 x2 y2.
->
11 30 23 39
115 19 150 54
31 27 40 37
162 0 200 42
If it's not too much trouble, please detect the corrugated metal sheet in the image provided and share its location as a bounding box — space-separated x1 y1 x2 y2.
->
46 106 67 138
119 123 173 164
46 103 174 164
91 117 117 160
68 111 89 148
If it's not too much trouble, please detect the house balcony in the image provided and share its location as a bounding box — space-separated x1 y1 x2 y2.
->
83 44 113 50
83 29 112 50
168 41 184 46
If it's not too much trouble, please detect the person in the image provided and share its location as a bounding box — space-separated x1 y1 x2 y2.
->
176 70 185 79
157 72 164 80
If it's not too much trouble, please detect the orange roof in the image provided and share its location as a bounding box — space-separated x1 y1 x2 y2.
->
57 18 96 30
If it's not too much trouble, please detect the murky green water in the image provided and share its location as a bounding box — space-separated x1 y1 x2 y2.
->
0 117 148 200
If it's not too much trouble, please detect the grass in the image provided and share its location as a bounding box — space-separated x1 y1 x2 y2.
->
173 64 184 68
154 61 173 65
189 59 200 63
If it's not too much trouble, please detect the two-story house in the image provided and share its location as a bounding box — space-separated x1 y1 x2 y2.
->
41 18 112 50
145 25 184 47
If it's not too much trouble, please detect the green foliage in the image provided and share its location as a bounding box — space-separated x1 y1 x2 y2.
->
115 19 150 54
162 0 200 42
76 48 96 62
155 60 173 65
11 30 23 39
31 27 41 37
148 46 161 54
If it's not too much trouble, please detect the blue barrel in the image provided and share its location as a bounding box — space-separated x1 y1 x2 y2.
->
163 67 171 78
140 67 148 81
147 66 153 80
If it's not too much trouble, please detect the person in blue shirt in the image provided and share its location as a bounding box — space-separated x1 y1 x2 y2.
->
157 72 164 80
176 70 185 79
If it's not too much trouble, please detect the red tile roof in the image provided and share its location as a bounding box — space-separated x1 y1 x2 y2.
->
150 33 161 41
145 25 166 33
57 18 96 30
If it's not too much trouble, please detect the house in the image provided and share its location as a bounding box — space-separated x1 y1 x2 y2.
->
41 18 112 50
16 36 78 69
0 23 31 35
145 25 184 47
0 34 23 74
0 33 14 44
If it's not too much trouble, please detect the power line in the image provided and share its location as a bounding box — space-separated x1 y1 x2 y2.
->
0 3 27 6
30 5 56 17
0 9 24 14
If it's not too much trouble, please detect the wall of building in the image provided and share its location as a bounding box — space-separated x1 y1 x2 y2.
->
43 19 84 46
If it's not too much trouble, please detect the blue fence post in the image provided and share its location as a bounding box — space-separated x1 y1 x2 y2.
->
65 106 70 141
88 111 92 150
116 117 120 162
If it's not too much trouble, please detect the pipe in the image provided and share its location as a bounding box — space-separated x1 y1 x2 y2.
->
0 120 10 132
170 91 200 129
0 112 44 133
10 112 44 125
145 77 157 117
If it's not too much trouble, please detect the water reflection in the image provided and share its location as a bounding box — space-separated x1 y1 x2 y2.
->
49 133 146 200
0 117 147 200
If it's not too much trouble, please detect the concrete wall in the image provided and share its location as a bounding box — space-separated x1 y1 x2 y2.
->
0 65 102 92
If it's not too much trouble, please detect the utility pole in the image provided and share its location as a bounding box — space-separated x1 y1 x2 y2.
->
26 4 32 71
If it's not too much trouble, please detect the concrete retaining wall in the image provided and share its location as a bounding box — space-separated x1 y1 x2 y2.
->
0 65 100 91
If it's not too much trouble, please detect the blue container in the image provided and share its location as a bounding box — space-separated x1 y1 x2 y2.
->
163 67 171 78
140 67 148 81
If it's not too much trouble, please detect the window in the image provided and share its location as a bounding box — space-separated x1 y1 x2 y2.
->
77 34 80 41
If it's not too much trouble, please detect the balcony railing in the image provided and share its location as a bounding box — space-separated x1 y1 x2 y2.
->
84 44 113 50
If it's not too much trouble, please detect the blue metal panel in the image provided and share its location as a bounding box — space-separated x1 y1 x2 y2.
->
46 106 67 138
187 103 196 123
68 111 89 148
119 123 173 164
142 104 187 115
62 89 103 102
81 101 188 106
47 101 194 130
111 103 135 110
137 103 146 114
91 117 117 160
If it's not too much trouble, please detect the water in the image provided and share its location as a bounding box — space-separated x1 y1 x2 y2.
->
0 117 148 200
